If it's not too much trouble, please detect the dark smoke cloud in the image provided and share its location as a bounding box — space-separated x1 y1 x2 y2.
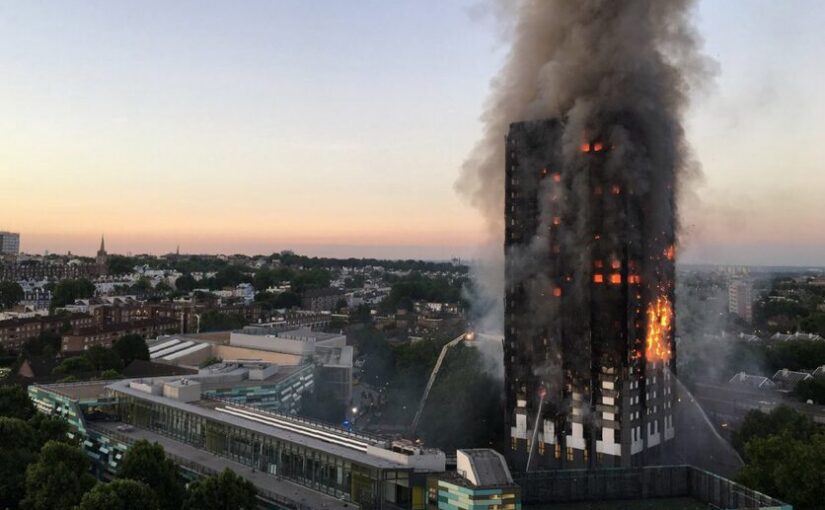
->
457 0 713 239
457 0 716 346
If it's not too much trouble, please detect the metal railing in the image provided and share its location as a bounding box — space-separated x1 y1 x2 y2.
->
513 465 792 509
206 396 387 446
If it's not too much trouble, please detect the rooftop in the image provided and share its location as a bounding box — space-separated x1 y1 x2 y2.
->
103 377 443 470
43 380 112 400
458 449 514 487
88 421 356 510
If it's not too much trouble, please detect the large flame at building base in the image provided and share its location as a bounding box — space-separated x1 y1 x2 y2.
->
645 294 673 363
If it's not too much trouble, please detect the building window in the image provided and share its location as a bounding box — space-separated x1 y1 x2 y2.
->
554 443 561 459
566 447 574 462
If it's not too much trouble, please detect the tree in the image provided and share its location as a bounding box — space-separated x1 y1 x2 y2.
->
198 311 247 332
0 384 36 420
100 369 122 380
76 479 159 510
795 377 825 405
112 335 149 365
130 277 152 294
0 417 39 509
174 274 197 293
291 269 331 294
351 304 372 324
85 346 124 372
107 255 137 276
21 440 95 510
28 413 71 447
732 406 819 453
198 356 222 369
21 331 61 358
52 356 95 378
204 266 250 290
273 291 300 309
738 432 825 509
252 268 293 292
353 328 394 385
154 281 173 295
117 440 185 510
416 343 504 451
0 281 24 309
50 279 95 309
182 469 257 510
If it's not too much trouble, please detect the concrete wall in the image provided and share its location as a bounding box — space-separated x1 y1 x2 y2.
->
213 345 302 366
230 332 315 355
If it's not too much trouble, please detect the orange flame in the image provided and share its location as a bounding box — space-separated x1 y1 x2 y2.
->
645 295 673 363
664 244 675 261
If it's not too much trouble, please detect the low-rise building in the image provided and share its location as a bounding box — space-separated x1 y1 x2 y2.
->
772 368 813 391
302 287 345 312
0 313 95 350
728 372 776 390
30 374 446 509
61 318 179 352
427 449 521 510
770 332 825 343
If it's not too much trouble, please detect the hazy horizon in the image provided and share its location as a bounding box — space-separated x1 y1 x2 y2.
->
2 0 823 266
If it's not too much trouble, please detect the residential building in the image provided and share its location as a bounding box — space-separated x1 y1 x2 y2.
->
0 313 95 350
770 332 824 343
302 287 345 312
728 372 776 390
0 231 20 261
728 278 754 323
771 368 813 391
60 318 179 352
504 119 677 469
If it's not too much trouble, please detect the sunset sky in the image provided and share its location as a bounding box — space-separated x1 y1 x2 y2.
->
1 1 823 265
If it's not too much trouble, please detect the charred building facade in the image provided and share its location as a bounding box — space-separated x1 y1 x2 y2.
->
504 119 676 470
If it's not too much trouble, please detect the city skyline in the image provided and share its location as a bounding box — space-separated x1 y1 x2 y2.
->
2 1 824 265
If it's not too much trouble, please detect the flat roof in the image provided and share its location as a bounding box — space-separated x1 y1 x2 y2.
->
106 379 409 470
461 449 513 486
39 381 112 400
88 421 356 510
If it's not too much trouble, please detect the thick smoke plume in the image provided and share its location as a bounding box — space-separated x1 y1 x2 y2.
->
458 0 713 344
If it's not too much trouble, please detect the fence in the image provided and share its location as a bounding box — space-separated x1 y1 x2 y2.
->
513 465 791 509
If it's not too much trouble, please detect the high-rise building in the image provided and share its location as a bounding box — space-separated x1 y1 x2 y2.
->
728 278 753 323
0 231 20 261
504 119 676 470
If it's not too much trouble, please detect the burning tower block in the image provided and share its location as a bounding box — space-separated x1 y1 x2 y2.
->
504 119 676 470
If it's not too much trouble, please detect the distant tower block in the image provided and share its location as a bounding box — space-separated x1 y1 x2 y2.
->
504 119 676 470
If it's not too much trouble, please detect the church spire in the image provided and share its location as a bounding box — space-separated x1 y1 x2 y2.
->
96 234 108 276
